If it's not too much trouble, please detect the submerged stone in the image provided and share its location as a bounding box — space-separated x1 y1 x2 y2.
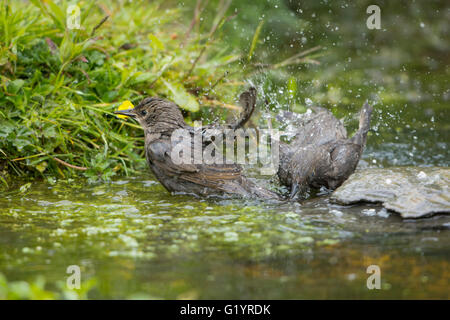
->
331 167 450 218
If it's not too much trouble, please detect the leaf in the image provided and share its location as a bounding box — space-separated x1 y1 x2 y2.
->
30 0 65 31
148 34 164 51
59 30 73 63
46 0 66 30
13 138 32 151
0 121 14 138
287 77 297 98
19 183 32 193
43 125 57 138
161 79 199 112
131 72 156 84
7 80 25 94
248 20 264 61
35 161 48 173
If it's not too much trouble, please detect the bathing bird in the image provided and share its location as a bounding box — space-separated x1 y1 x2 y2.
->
277 102 373 199
115 88 281 200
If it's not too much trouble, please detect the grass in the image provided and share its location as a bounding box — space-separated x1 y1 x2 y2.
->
0 0 251 184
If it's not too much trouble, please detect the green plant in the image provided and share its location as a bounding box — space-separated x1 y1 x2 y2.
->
0 0 244 182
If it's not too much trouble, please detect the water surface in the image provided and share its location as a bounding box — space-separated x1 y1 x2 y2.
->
0 173 448 299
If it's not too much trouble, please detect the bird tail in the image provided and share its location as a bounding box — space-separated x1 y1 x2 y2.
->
230 87 256 129
351 101 373 146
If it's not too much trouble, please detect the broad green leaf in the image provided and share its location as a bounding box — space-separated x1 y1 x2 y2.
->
148 34 164 51
35 161 48 173
131 72 156 84
0 121 15 138
19 183 32 193
161 79 199 112
7 79 25 94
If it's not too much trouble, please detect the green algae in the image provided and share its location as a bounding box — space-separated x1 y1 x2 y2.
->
0 176 449 299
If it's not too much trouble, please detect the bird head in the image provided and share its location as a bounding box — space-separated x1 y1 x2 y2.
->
114 97 186 133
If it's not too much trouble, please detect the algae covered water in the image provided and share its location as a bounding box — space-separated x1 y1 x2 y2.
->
0 171 449 299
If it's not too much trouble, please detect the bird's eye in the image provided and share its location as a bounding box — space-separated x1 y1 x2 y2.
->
141 110 147 116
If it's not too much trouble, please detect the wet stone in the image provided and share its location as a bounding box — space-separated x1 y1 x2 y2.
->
331 167 450 218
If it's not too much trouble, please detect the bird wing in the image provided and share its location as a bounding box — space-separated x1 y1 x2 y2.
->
147 139 198 175
146 87 256 191
146 138 243 188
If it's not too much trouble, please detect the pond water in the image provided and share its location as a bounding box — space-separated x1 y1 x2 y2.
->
0 171 449 299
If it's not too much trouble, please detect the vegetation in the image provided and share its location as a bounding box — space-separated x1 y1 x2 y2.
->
0 0 253 185
0 272 95 299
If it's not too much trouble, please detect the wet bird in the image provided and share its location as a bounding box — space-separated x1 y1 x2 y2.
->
114 88 281 200
277 102 373 199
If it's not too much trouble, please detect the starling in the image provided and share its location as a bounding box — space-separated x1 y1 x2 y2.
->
115 88 281 200
277 102 373 199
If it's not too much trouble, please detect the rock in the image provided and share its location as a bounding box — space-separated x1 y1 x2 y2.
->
330 167 450 218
